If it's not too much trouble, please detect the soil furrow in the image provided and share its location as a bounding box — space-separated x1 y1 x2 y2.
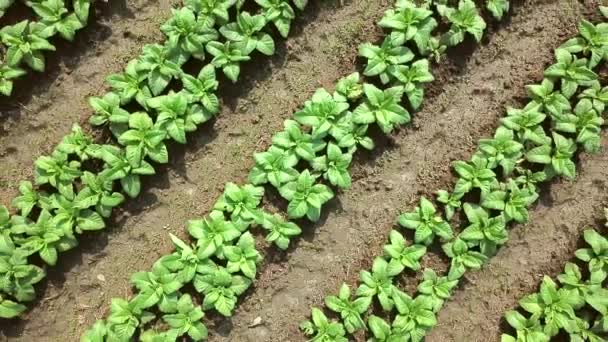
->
208 1 587 341
0 1 393 340
426 137 608 342
0 0 176 203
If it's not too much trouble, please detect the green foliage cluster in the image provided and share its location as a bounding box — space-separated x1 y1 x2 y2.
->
0 0 91 95
502 225 608 342
0 0 309 324
301 6 608 341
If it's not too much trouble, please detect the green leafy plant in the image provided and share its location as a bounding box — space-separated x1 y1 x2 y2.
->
148 92 212 144
31 0 84 41
0 20 55 71
46 192 106 235
206 40 251 82
486 0 509 20
98 145 156 198
359 38 414 84
553 98 604 153
137 43 185 96
161 7 218 60
158 234 204 283
0 64 26 96
544 49 597 99
442 237 487 279
453 155 497 193
260 213 301 250
12 181 41 217
518 276 582 336
501 311 549 342
88 92 131 137
255 0 297 38
525 132 577 179
459 203 508 256
220 11 275 55
478 126 523 176
378 1 437 51
117 112 169 166
352 84 410 134
56 124 100 161
356 257 397 311
383 230 427 274
311 143 353 189
106 298 155 341
0 294 26 318
249 146 299 188
501 102 550 146
416 268 458 312
272 119 326 161
335 72 363 101
325 283 371 334
187 210 241 259
0 248 45 302
333 112 375 151
575 229 608 278
526 79 571 116
180 64 219 115
300 307 348 342
193 263 251 316
223 232 261 279
107 60 153 108
294 88 350 138
131 264 182 313
278 169 334 222
162 294 208 341
398 197 452 246
389 59 434 110
480 180 538 224
559 19 608 69
391 289 437 339
74 171 125 218
184 0 237 26
214 183 264 225
34 150 81 197
438 0 486 46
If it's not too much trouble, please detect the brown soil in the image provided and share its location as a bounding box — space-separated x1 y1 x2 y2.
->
0 0 603 341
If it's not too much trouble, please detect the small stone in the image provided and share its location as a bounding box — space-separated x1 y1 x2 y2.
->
97 274 106 282
249 316 263 328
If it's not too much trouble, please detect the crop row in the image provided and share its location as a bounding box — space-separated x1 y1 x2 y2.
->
501 217 608 342
0 0 308 319
299 7 608 342
74 0 510 340
0 0 92 96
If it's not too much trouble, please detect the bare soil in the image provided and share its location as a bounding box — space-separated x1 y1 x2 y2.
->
0 0 604 341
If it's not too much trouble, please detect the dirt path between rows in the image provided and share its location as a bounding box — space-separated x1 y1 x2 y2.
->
0 0 176 203
0 0 598 341
427 138 608 342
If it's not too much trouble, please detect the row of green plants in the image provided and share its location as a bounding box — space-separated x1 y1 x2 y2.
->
0 0 309 320
300 8 608 342
0 0 92 95
77 0 506 340
501 220 608 342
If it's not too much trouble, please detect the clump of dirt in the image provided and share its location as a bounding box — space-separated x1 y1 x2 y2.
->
0 0 604 342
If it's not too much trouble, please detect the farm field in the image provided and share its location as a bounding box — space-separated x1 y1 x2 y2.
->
0 0 607 341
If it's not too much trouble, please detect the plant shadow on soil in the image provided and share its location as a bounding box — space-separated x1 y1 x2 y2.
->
0 0 136 126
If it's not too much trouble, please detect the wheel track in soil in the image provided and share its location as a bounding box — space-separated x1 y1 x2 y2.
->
0 1 394 340
0 0 596 341
0 0 177 203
